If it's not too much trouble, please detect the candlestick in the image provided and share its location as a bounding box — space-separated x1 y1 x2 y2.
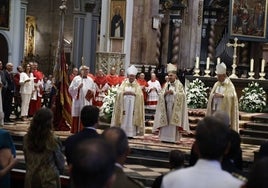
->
250 59 254 72
261 59 265 73
206 57 210 70
217 57 220 65
195 57 199 69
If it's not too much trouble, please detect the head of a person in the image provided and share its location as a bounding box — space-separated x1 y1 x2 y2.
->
27 108 54 152
127 65 138 83
167 63 177 83
32 62 38 71
23 63 31 73
6 62 14 72
71 138 116 188
139 73 145 80
80 105 99 127
151 73 157 81
165 75 169 82
102 127 129 163
72 67 78 75
119 68 125 76
97 69 105 77
212 110 230 128
195 116 230 160
17 65 23 73
80 65 89 77
110 67 116 75
216 62 227 83
243 157 268 188
169 150 185 169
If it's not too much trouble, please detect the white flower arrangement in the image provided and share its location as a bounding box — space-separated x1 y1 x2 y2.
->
186 78 208 109
100 86 119 121
239 82 267 113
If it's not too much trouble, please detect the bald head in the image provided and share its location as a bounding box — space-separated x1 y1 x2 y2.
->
102 127 129 161
213 111 230 127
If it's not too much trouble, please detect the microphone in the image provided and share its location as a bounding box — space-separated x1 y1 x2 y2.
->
167 83 170 90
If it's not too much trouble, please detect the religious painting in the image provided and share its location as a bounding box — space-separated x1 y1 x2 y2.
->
229 0 268 41
110 0 126 39
25 16 36 57
0 0 10 30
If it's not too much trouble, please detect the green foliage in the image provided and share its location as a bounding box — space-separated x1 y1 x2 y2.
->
239 82 267 112
186 78 208 109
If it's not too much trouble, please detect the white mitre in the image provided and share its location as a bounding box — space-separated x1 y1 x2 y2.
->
127 65 138 75
216 62 226 74
167 63 177 72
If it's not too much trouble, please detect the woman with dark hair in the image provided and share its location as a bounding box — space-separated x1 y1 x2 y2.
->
19 63 34 121
23 108 65 188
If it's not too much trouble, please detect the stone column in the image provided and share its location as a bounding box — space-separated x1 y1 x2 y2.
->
20 0 28 62
207 19 216 63
171 19 182 64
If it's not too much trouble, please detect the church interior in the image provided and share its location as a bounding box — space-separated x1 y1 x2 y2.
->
1 0 268 187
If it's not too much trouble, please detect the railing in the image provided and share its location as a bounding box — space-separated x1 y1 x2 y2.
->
95 52 125 74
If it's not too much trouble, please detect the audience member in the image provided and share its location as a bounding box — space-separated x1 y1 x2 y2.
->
153 63 189 143
111 65 145 138
161 116 244 188
152 149 185 188
241 157 268 188
19 63 34 121
0 129 18 188
23 108 65 188
189 111 245 179
0 61 7 126
70 138 116 188
68 65 96 133
3 63 15 123
13 65 23 119
65 105 100 165
102 127 144 188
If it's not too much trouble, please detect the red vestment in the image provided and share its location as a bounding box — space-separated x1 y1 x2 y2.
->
106 74 119 86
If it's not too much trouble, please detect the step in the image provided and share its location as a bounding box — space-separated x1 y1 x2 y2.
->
243 122 268 131
241 136 267 145
252 114 268 123
240 129 268 139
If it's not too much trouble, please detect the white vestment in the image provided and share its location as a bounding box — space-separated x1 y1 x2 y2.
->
19 72 35 117
121 86 137 137
146 80 161 108
68 75 96 116
153 80 190 143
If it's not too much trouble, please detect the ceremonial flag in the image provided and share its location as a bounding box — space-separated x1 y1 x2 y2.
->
52 43 72 131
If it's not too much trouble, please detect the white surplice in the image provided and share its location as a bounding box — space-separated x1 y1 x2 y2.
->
68 75 96 116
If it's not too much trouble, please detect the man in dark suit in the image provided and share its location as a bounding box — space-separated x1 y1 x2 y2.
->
102 127 144 188
2 63 15 123
64 105 100 165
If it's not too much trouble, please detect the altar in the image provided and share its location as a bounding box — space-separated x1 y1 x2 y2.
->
185 75 268 101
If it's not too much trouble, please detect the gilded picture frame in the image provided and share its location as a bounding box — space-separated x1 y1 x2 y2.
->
110 0 126 39
0 0 10 30
25 16 36 57
229 0 268 41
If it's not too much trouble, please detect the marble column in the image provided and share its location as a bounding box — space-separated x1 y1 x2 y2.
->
171 19 182 64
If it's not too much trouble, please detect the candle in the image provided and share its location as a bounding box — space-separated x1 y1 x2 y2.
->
206 57 210 70
195 57 199 69
217 57 220 65
250 59 254 72
261 59 265 72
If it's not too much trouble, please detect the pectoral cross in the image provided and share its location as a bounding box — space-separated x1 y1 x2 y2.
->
226 37 245 78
